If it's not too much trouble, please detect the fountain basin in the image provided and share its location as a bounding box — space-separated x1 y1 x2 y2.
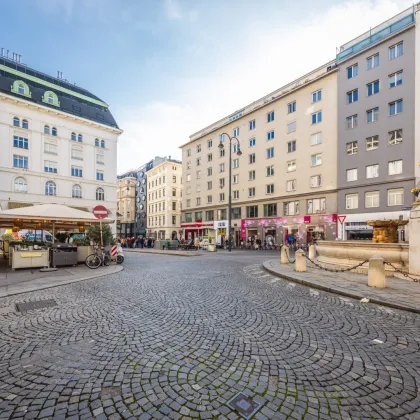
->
316 240 408 275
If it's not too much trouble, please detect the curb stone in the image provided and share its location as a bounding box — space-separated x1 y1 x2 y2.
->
262 260 420 315
125 249 204 257
0 266 124 298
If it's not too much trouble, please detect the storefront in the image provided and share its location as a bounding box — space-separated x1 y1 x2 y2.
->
241 214 338 246
214 220 228 246
180 221 214 242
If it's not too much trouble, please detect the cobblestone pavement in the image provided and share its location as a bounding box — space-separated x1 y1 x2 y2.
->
0 252 419 420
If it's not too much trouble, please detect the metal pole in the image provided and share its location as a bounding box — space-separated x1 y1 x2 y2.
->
100 219 103 247
228 138 232 252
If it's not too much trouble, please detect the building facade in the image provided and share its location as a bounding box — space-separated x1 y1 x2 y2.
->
180 62 338 246
0 55 121 230
336 6 417 240
147 159 183 240
116 172 137 238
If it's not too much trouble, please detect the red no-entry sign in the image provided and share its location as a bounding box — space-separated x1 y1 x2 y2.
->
93 205 108 219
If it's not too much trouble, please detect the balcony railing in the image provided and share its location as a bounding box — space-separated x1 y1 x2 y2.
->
337 9 414 62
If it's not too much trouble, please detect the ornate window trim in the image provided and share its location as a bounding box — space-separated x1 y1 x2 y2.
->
11 80 31 98
42 90 60 107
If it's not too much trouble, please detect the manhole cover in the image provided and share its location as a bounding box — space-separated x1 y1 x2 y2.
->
101 386 121 400
15 299 57 313
226 392 261 419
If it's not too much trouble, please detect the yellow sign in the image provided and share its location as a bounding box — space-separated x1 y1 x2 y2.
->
19 252 42 258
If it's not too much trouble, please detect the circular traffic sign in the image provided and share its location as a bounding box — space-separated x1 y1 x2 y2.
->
93 205 108 219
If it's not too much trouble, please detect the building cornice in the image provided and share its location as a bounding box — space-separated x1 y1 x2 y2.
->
0 92 123 135
338 177 415 191
0 166 118 187
180 60 337 147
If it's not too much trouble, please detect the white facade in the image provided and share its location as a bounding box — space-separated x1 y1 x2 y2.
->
0 93 121 229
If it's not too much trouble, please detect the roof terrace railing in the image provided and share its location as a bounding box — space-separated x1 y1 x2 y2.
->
337 8 415 62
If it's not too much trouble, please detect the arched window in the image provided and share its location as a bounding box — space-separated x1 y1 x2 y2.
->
11 80 31 98
95 138 99 147
14 177 27 193
52 127 57 136
13 117 20 127
100 140 105 148
45 181 56 196
71 132 76 141
78 134 83 143
42 90 60 107
96 187 105 201
44 125 50 135
22 119 28 129
72 184 82 199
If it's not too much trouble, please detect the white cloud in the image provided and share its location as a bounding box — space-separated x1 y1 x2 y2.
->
164 0 183 20
117 0 412 173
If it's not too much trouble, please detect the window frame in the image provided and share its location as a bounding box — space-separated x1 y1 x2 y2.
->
346 193 358 210
388 188 404 206
365 191 380 208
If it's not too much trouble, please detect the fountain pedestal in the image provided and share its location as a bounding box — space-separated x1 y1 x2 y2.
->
367 220 408 243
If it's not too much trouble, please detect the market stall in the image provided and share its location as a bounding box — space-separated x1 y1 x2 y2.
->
0 204 113 270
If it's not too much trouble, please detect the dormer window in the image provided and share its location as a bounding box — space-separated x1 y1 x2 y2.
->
11 80 31 98
42 90 60 107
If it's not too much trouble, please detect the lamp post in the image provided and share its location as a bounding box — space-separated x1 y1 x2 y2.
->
219 133 242 252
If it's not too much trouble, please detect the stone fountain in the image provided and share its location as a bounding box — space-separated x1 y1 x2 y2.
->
315 219 409 275
367 219 408 243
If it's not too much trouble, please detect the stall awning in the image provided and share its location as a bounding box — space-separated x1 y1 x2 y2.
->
0 203 113 229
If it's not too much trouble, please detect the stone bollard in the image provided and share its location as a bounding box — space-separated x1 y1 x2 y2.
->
368 256 386 288
308 245 316 260
295 250 307 272
281 246 289 264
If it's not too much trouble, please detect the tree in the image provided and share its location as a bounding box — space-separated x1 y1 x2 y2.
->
86 224 113 246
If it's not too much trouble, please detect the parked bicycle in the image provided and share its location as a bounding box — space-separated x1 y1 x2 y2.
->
85 246 111 269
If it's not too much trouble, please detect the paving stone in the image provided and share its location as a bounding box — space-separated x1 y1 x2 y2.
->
0 252 418 420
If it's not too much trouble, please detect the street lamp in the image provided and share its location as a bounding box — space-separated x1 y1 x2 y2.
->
219 133 241 252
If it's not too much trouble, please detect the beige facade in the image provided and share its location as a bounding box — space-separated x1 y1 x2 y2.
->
180 62 339 246
116 176 137 229
147 160 183 240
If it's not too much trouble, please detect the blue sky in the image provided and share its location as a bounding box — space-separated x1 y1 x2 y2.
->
1 0 412 172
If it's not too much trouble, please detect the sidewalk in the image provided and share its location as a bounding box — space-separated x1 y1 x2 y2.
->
0 264 123 298
263 259 420 314
125 248 206 257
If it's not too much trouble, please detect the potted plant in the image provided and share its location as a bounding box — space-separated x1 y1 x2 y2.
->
411 187 420 199
1 233 14 255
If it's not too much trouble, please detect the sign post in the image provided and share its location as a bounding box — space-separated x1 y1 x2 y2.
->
338 216 346 240
93 205 108 247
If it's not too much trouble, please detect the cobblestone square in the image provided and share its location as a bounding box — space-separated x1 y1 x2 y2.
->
0 252 419 419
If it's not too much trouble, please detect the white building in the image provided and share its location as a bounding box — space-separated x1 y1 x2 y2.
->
0 56 121 230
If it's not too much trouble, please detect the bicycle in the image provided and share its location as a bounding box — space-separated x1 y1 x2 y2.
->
85 246 111 269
